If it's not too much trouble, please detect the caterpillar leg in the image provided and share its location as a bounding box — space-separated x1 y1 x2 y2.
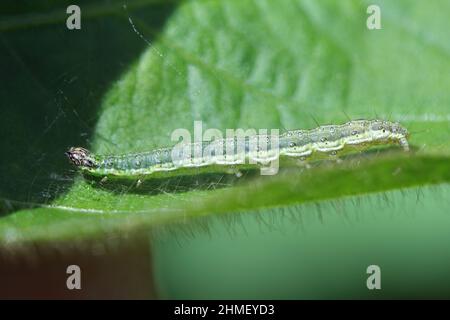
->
296 157 311 169
399 137 410 152
225 166 243 178
329 150 343 164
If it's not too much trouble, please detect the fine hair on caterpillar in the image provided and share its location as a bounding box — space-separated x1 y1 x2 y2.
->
66 119 410 181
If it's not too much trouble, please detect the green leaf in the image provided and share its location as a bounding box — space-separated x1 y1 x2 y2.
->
2 0 450 246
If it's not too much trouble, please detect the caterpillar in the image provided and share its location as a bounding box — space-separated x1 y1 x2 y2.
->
66 119 409 178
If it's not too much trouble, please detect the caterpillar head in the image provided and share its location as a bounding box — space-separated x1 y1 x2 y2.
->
65 147 97 168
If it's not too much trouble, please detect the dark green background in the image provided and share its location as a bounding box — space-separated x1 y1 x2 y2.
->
154 186 450 299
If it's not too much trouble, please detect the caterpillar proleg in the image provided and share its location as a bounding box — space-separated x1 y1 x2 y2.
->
66 120 409 178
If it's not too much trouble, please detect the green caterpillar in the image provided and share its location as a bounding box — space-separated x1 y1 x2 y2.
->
66 119 409 178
